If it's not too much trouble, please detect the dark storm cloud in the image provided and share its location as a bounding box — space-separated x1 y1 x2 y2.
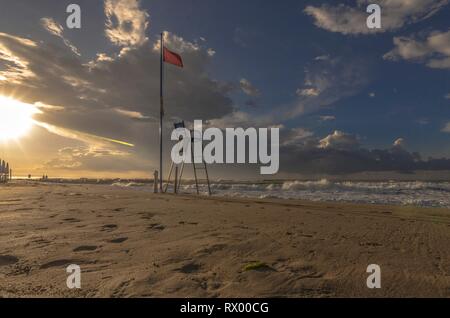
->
280 130 450 175
0 0 235 174
0 31 234 127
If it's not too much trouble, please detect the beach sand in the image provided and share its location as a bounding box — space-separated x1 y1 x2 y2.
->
0 182 449 298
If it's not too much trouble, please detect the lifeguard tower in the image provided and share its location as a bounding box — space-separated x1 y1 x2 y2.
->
164 121 212 195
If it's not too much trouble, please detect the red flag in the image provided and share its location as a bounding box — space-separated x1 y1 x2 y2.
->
163 47 183 68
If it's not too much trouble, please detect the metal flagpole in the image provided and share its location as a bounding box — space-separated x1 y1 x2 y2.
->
159 32 164 193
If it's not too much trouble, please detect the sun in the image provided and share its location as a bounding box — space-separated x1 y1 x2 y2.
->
0 96 40 141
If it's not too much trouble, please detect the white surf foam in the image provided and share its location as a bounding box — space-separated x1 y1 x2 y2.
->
111 179 450 208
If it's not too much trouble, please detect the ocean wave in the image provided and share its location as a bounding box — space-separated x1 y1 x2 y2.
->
109 179 450 208
279 180 450 193
112 182 147 188
282 179 331 190
214 180 450 208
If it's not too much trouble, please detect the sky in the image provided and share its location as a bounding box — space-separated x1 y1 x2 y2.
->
0 0 449 179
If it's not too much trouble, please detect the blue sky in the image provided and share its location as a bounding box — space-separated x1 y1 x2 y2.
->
0 0 449 178
148 0 450 155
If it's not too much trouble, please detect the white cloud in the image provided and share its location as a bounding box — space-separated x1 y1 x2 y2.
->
289 56 370 117
393 138 406 148
369 92 376 98
43 145 140 172
384 30 450 69
114 108 152 120
305 0 449 35
206 111 273 129
305 4 369 35
0 32 36 84
239 78 260 97
296 88 320 97
319 130 360 150
154 32 200 54
34 101 65 111
442 122 450 133
319 115 336 122
41 17 64 37
104 0 149 47
315 55 330 61
40 17 80 56
282 128 314 146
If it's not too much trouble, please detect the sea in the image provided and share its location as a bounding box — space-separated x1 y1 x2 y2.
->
110 179 450 209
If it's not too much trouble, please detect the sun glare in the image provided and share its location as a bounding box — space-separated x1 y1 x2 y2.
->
0 96 39 141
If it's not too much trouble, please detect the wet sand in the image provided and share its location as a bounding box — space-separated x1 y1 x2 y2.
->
0 182 449 297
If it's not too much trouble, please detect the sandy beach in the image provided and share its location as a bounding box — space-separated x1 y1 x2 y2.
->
0 182 449 298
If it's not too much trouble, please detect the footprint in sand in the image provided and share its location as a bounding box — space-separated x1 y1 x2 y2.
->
109 237 128 243
73 245 98 252
32 238 51 247
178 262 202 274
102 224 118 231
0 255 19 266
40 259 80 269
63 218 81 223
140 213 155 220
359 242 383 247
196 244 227 255
147 223 165 231
284 262 324 279
14 207 34 212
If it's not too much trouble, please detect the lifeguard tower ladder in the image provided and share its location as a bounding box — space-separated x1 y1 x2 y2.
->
164 121 212 195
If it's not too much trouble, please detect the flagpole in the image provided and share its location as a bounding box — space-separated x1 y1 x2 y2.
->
159 32 164 193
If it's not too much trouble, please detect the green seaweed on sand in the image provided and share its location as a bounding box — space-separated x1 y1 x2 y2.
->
243 261 272 272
